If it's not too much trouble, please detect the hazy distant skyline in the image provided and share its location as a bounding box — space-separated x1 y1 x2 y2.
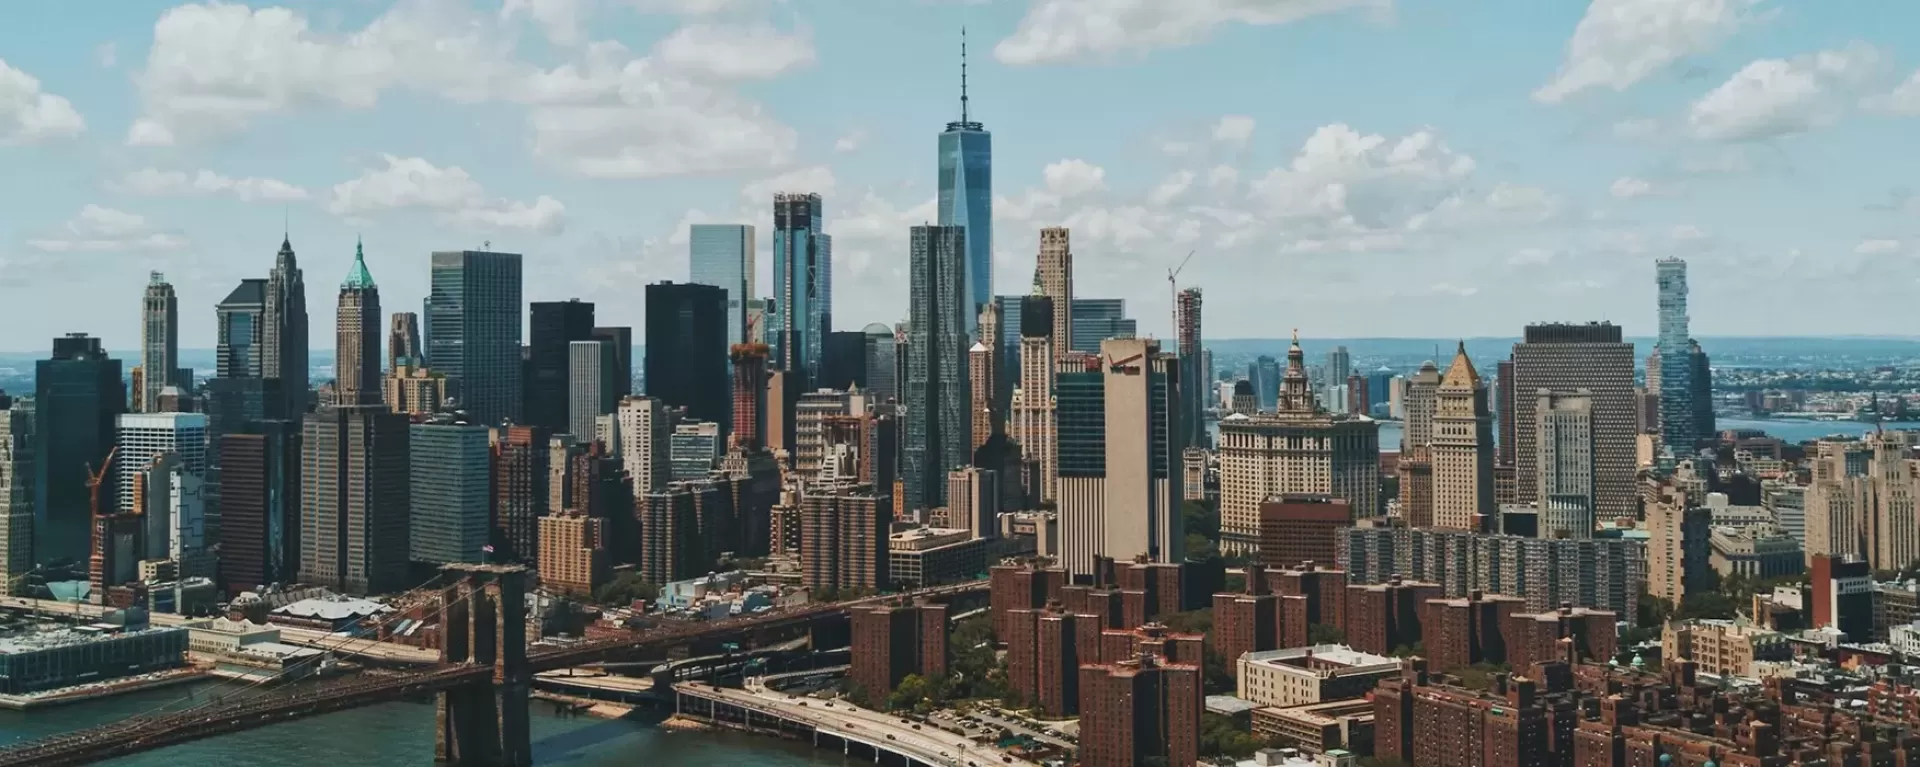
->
4 0 1920 350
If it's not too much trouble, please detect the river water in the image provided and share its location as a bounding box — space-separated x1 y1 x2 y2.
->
0 680 842 766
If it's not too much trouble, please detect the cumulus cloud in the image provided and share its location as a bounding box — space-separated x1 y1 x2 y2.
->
995 0 1385 65
1855 239 1902 255
1148 171 1196 206
26 205 189 253
0 57 85 144
110 168 311 202
1212 115 1256 146
651 23 816 81
1869 70 1920 115
1535 0 1766 104
1609 176 1676 199
501 0 588 46
1247 123 1477 228
834 129 867 153
328 155 566 235
1687 43 1883 141
1043 159 1108 198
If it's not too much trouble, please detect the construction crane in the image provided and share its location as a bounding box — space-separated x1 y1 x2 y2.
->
1168 250 1197 342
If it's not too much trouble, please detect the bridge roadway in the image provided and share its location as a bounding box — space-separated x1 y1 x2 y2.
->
678 682 1040 767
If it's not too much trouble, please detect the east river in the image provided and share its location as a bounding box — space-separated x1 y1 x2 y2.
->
0 680 843 766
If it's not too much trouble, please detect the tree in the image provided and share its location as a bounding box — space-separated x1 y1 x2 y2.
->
1390 641 1425 658
1160 608 1213 635
888 674 935 712
592 572 659 606
1198 712 1263 757
1201 649 1236 696
1308 623 1344 645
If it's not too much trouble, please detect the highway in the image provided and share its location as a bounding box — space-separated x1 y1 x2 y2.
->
682 682 1039 767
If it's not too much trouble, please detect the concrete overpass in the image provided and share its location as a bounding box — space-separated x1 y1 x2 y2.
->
675 682 1039 767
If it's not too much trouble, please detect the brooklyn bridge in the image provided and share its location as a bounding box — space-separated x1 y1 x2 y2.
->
0 564 989 766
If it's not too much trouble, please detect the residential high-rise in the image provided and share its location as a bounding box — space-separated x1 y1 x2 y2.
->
1010 295 1059 504
1654 257 1695 455
527 300 596 432
688 224 755 353
1217 333 1379 553
425 250 523 426
301 404 410 595
903 225 971 512
35 333 125 565
635 484 700 584
140 271 180 413
1535 390 1596 539
1058 337 1182 576
1511 323 1636 523
388 311 421 369
861 323 898 403
645 281 730 438
537 512 605 597
568 339 619 441
113 413 208 515
1037 228 1073 361
1175 287 1204 449
1646 482 1712 606
409 417 491 565
969 340 995 452
1397 360 1441 528
215 421 300 594
0 405 34 594
383 364 448 416
616 396 669 493
1688 339 1715 443
1078 653 1203 767
849 602 948 705
1495 359 1517 467
334 240 382 407
939 30 992 332
669 421 722 481
492 425 549 564
772 193 832 389
728 341 769 452
263 236 310 418
799 483 890 591
1431 343 1494 533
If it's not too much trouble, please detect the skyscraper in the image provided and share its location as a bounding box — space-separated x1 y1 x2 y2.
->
1175 287 1204 449
644 281 730 434
300 404 409 595
425 250 523 426
903 225 971 511
1252 355 1280 411
1511 323 1636 523
1655 257 1694 455
113 413 207 515
409 417 492 565
862 323 898 403
1535 390 1595 540
1324 345 1351 414
0 404 34 593
1038 228 1073 362
1070 299 1136 354
216 279 268 379
492 425 549 564
215 421 300 593
1058 337 1183 576
939 30 992 331
527 300 595 432
590 326 633 400
140 272 179 413
1430 343 1494 533
1010 295 1059 504
1397 359 1441 528
335 240 382 407
35 333 125 565
772 193 832 389
568 339 619 441
388 311 421 369
689 224 755 352
263 236 310 418
1688 340 1715 443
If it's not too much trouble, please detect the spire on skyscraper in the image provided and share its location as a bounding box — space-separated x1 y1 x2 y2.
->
343 237 376 289
960 26 970 125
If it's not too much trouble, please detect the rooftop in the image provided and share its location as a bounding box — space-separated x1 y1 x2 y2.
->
271 595 391 622
0 623 183 654
1244 644 1399 675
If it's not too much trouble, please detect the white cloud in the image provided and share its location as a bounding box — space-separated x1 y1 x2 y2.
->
1212 115 1256 146
1856 238 1902 255
1248 123 1477 228
1609 176 1674 199
834 129 867 153
1207 165 1239 190
626 0 759 14
1535 0 1765 104
0 57 85 144
502 0 588 46
994 0 1385 65
1148 171 1196 206
27 205 189 253
652 23 816 80
96 43 118 68
1043 159 1108 198
740 165 836 204
110 168 311 202
1871 70 1920 115
328 155 566 235
1687 44 1883 141
1612 118 1661 139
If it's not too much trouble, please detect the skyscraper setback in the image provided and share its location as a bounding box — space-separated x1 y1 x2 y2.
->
773 193 832 389
1655 257 1695 454
939 30 992 332
140 272 179 413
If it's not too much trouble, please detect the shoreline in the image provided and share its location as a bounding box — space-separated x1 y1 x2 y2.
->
0 668 211 710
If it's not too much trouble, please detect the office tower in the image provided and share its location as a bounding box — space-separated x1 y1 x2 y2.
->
300 405 409 595
1646 484 1712 606
216 279 269 379
1011 295 1059 504
1217 333 1379 552
590 326 632 399
1810 554 1873 640
568 339 619 441
1175 287 1204 449
1397 360 1441 528
977 299 1006 421
849 602 948 705
1367 367 1393 412
1688 340 1714 442
425 250 523 426
1495 360 1517 467
1252 355 1280 411
1654 257 1695 455
795 389 859 483
388 312 421 369
688 224 755 352
131 452 204 570
616 396 669 493
1058 337 1182 576
34 333 126 565
903 225 971 512
409 417 491 565
335 240 382 406
526 299 596 432
940 31 992 331
1806 431 1920 570
215 421 299 593
0 405 32 594
947 466 1000 540
1431 343 1494 532
1536 390 1596 539
1070 298 1136 354
669 421 721 481
384 364 448 416
263 236 310 417
1078 654 1202 767
1037 228 1073 361
139 271 180 413
1324 345 1351 413
1511 323 1635 522
113 413 207 516
772 193 832 388
820 330 869 392
799 483 890 591
492 425 549 564
861 323 898 403
644 281 730 435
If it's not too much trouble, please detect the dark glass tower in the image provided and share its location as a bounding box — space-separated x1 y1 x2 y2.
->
264 236 309 417
33 333 125 565
902 225 970 511
938 30 992 334
425 250 524 426
527 300 596 432
689 224 755 353
644 282 730 435
772 194 831 390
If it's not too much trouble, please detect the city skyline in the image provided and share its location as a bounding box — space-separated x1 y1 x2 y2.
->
7 1 1920 349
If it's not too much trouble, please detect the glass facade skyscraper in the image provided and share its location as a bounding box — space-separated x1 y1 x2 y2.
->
938 79 992 333
773 194 831 389
903 225 971 511
689 224 755 351
425 250 523 427
1655 257 1694 453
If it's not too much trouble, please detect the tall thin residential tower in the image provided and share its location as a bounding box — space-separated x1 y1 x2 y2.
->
1655 257 1694 454
903 225 971 511
140 272 179 412
939 29 992 333
772 194 832 389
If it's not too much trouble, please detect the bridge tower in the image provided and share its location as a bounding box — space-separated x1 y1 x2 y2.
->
435 563 532 766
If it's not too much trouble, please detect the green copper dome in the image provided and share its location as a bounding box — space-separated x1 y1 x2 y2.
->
342 238 376 289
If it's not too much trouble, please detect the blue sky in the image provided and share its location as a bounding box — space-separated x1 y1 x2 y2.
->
3 0 1920 350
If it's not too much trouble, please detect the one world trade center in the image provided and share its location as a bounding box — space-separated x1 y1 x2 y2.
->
939 29 991 337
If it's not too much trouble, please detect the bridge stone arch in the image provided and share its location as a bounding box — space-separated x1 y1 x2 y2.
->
435 563 532 766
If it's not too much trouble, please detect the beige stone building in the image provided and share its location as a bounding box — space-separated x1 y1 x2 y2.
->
1646 480 1713 605
1009 295 1059 504
1806 431 1920 571
383 365 448 416
1535 389 1596 539
1430 343 1494 532
1395 361 1440 528
1057 337 1181 576
1662 618 1789 678
537 511 605 597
